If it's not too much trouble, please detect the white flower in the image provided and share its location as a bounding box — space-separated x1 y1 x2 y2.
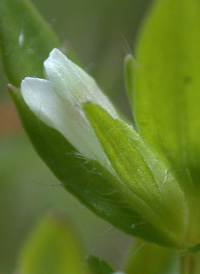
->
21 48 118 169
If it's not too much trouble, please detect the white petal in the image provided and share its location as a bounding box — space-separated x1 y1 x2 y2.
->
21 77 112 170
44 48 118 118
21 78 61 129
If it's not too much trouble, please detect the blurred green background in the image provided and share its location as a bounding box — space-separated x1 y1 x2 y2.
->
0 0 151 273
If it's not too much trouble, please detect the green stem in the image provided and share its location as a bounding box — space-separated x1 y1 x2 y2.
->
179 254 196 274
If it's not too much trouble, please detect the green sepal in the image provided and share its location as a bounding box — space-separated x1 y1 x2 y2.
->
87 256 114 274
17 211 90 274
8 85 178 250
84 103 189 249
124 240 178 274
0 0 60 87
133 0 200 191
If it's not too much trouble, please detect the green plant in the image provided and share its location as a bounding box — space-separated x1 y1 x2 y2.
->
1 0 200 272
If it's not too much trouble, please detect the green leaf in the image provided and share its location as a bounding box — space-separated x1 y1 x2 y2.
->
17 212 90 274
83 103 188 249
0 0 60 87
124 240 178 274
8 85 178 250
132 0 200 190
87 256 114 274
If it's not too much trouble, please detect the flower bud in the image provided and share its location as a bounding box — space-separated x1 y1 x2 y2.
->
20 48 192 251
21 48 118 171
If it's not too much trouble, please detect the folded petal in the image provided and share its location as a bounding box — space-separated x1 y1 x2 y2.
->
21 77 112 169
21 47 120 174
44 48 118 118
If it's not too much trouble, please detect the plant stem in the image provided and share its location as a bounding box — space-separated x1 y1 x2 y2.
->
179 254 196 274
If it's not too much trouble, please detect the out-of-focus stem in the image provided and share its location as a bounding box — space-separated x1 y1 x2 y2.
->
180 254 196 274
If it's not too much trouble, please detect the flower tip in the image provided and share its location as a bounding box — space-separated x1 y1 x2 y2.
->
21 78 27 89
21 77 33 90
45 48 66 64
48 48 61 58
43 48 67 74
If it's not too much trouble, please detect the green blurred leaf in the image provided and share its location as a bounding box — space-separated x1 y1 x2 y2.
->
0 0 60 87
87 256 114 274
17 212 90 274
133 0 200 189
84 103 187 249
8 85 174 250
124 240 178 274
